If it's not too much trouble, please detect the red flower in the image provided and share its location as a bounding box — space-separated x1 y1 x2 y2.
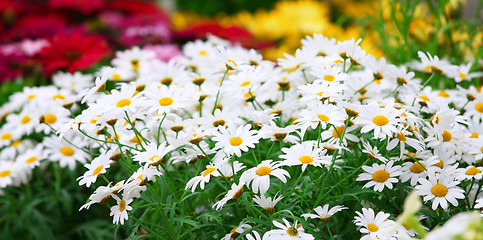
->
39 32 110 75
49 0 106 15
175 22 274 50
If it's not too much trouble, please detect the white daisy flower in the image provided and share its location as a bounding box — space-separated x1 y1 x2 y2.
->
81 67 112 104
240 160 290 195
279 141 331 171
112 46 156 73
213 182 245 211
132 141 174 166
77 153 112 188
386 127 425 159
263 218 314 240
295 101 346 135
212 124 260 157
259 122 300 144
400 155 440 186
145 84 190 115
455 165 483 181
354 102 403 140
0 161 15 188
415 170 465 210
16 144 45 169
416 51 458 76
221 221 251 240
43 134 89 170
101 84 145 116
356 160 402 192
353 208 396 240
361 140 388 163
109 194 133 225
320 124 359 146
301 204 347 222
252 193 283 213
185 163 221 192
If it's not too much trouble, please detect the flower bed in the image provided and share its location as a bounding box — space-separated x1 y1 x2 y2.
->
1 32 483 239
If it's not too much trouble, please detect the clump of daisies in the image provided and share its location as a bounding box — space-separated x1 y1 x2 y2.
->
2 33 483 239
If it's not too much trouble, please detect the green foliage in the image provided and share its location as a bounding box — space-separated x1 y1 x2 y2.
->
0 163 125 239
175 0 279 17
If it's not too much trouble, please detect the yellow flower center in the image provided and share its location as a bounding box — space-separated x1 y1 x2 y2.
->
111 73 121 81
93 166 104 176
231 187 244 199
437 90 449 97
160 77 173 86
466 167 481 176
459 72 467 79
431 184 448 197
317 114 330 122
481 146 483 153
25 156 37 164
198 50 207 56
372 170 389 183
116 99 131 108
149 155 159 163
410 162 426 173
332 126 345 138
21 115 31 124
256 166 272 176
131 59 139 70
0 170 11 178
324 75 335 81
27 94 36 100
170 126 184 132
396 132 407 141
213 120 226 127
273 133 288 141
367 224 379 232
203 168 216 177
286 227 298 236
299 155 313 164
373 115 389 126
1 133 12 140
432 160 444 169
419 96 430 102
119 200 126 211
229 137 243 146
53 94 65 100
470 132 479 138
43 114 57 124
442 130 452 142
240 81 251 87
159 97 173 106
11 140 21 147
475 103 483 113
60 146 75 156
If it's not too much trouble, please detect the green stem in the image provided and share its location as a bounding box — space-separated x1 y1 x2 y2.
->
124 111 147 151
212 69 229 114
77 126 138 151
157 113 167 146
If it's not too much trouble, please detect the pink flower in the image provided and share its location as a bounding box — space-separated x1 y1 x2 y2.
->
143 44 182 63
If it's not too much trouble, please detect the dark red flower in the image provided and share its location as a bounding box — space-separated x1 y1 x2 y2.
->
106 0 164 15
38 32 110 75
175 22 274 50
100 11 171 47
0 52 24 82
49 0 106 15
3 14 67 41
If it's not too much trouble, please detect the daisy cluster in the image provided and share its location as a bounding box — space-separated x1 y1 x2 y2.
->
1 34 483 239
